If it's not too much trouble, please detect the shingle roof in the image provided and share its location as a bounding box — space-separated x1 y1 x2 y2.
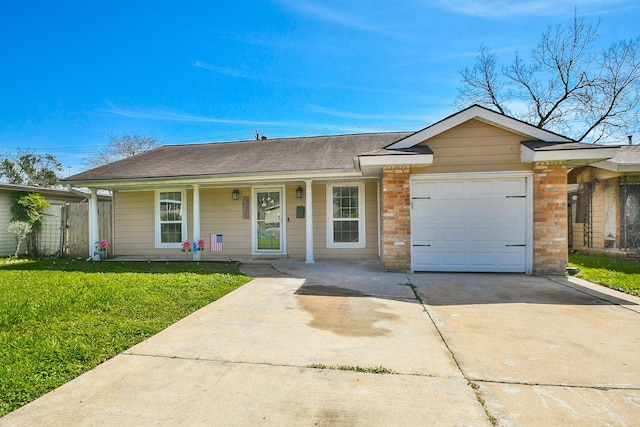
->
602 145 640 165
63 132 413 182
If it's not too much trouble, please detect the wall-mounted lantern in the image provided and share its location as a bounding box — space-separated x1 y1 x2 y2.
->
296 186 303 198
232 189 240 200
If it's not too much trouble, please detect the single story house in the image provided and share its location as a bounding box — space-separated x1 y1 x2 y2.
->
62 105 619 274
0 183 111 257
569 145 640 252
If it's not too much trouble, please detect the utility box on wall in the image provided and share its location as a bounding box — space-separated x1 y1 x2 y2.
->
296 206 305 218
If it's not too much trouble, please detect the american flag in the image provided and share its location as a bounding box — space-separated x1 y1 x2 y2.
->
211 234 223 252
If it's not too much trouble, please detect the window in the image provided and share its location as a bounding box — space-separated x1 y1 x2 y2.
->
327 184 365 248
155 190 187 248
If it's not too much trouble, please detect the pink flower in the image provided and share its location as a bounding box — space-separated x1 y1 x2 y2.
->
181 240 192 252
197 239 205 251
98 240 108 252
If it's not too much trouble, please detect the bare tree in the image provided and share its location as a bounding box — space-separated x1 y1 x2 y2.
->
87 134 159 168
456 14 640 142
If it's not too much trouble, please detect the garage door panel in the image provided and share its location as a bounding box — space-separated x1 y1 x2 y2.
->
412 248 442 269
411 177 529 273
413 199 465 221
493 178 525 194
469 252 496 268
413 247 526 272
440 181 466 195
412 181 438 198
498 249 526 266
469 228 499 242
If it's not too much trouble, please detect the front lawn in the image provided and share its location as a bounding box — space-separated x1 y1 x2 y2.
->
568 252 640 297
0 259 250 417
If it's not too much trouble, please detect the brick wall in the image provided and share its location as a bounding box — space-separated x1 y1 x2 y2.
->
381 166 411 271
533 161 568 274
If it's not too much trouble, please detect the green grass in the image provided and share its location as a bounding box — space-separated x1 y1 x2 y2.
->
0 259 250 417
568 252 640 297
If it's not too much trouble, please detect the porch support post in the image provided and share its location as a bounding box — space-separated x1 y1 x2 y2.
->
89 188 99 260
192 184 201 261
305 179 314 263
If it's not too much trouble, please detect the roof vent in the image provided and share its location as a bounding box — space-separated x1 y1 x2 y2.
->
253 130 268 140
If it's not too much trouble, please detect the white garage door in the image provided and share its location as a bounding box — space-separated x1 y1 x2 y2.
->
412 176 529 272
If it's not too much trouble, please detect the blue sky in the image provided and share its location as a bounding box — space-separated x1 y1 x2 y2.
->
1 0 639 175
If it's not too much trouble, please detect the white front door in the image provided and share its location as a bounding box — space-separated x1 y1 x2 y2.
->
411 175 530 272
254 188 284 253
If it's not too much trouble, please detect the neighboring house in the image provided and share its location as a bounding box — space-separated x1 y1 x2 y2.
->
62 105 618 274
0 183 111 258
569 145 640 252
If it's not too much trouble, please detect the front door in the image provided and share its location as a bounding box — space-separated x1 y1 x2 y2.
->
255 189 283 252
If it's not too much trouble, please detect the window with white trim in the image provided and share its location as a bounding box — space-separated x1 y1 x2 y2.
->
155 190 187 248
326 183 365 248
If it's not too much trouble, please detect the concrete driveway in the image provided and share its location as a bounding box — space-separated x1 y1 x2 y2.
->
2 261 639 426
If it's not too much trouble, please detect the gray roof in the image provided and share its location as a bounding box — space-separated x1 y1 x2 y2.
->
63 132 413 182
602 145 640 165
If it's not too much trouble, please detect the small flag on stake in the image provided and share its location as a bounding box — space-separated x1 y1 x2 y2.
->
211 234 223 252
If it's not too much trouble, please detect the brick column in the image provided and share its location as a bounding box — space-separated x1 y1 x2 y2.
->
381 166 411 271
533 161 568 274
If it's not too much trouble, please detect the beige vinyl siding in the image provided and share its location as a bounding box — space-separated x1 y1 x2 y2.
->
314 181 379 259
574 169 623 250
113 191 156 256
312 184 328 255
114 188 252 259
591 181 606 248
0 191 17 256
603 180 618 247
199 187 251 259
588 179 620 249
572 223 585 249
113 182 379 260
285 184 306 258
411 119 531 175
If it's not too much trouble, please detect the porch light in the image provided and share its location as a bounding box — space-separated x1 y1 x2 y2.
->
232 189 240 200
296 186 303 198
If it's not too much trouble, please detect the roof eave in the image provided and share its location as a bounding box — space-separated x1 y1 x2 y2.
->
358 153 434 167
520 145 620 166
589 160 640 172
63 168 369 190
356 153 434 176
